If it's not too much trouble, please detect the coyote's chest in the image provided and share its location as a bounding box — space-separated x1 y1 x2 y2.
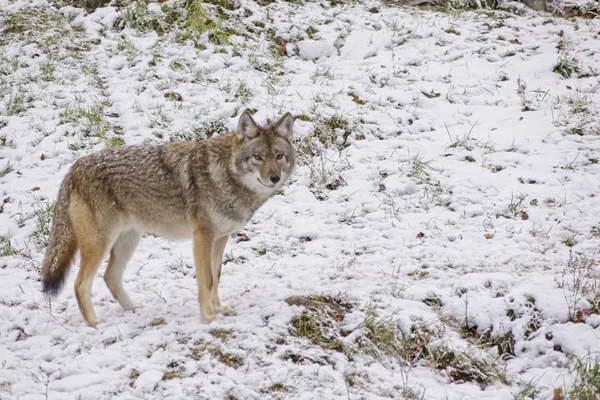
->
210 209 251 235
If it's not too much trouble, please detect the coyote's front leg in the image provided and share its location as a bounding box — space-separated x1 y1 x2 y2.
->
192 226 217 323
211 236 235 315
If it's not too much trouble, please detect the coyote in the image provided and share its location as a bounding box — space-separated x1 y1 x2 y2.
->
41 111 296 326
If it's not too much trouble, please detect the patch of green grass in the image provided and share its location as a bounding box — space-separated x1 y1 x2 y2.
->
128 369 140 386
309 114 354 148
172 118 228 141
209 328 232 340
210 347 244 369
30 200 54 251
59 102 110 138
188 339 243 368
184 1 236 45
117 36 136 64
106 137 125 147
234 80 253 105
0 162 14 178
39 61 56 81
430 344 507 386
119 0 182 36
513 377 542 400
310 65 335 84
460 326 515 359
554 53 580 79
290 311 344 352
287 293 353 352
359 308 404 360
566 353 600 399
266 383 289 393
0 235 20 257
4 91 34 116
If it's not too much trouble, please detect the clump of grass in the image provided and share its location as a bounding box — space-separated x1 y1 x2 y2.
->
429 343 507 386
119 0 182 36
402 152 452 208
513 377 542 400
128 369 140 386
565 353 600 399
117 0 238 48
210 347 244 369
183 1 237 46
209 328 232 341
358 309 405 360
459 326 515 359
0 162 14 178
4 91 34 116
298 149 350 191
556 252 599 322
266 383 289 393
308 114 355 149
150 317 166 326
0 235 20 257
188 339 244 368
30 200 55 251
360 311 506 386
554 53 580 79
172 119 229 141
287 294 353 352
59 102 109 138
234 81 253 105
106 137 125 147
289 312 345 352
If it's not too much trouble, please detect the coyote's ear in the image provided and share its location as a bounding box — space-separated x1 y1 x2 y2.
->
237 111 259 141
274 112 294 142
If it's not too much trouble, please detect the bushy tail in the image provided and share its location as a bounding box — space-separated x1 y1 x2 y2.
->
41 174 77 297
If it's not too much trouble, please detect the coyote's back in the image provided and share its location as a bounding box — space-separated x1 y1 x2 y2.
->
41 111 296 326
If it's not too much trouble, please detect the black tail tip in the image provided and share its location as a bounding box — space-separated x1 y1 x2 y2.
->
42 277 63 297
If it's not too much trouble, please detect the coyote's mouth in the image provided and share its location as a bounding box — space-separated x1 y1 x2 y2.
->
257 178 276 189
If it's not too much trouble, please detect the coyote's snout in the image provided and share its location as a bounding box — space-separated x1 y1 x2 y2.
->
41 111 296 326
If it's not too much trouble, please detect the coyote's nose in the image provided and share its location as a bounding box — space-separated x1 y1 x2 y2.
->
270 175 281 184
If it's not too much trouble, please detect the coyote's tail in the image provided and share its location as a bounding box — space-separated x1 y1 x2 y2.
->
41 174 77 297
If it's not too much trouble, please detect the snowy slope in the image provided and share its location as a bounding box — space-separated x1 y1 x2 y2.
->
1 0 600 399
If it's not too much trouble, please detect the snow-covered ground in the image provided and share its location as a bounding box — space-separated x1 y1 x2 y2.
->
1 0 600 398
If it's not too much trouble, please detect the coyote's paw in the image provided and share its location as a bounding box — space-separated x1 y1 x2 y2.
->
215 304 237 316
122 303 142 312
200 313 219 324
87 318 106 328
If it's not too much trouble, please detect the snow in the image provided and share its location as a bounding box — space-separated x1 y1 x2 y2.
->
1 0 600 398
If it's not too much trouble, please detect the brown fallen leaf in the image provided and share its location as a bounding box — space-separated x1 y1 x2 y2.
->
520 211 529 220
326 176 346 191
378 183 386 192
484 233 494 240
40 153 46 161
273 38 288 57
509 38 521 44
352 95 365 105
164 92 183 102
553 388 562 400
31 187 40 192
416 232 425 239
233 232 250 242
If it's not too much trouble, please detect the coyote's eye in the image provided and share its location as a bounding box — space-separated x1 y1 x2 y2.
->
276 153 284 160
253 154 263 161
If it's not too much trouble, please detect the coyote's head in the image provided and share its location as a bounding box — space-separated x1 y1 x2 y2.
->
233 111 296 196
